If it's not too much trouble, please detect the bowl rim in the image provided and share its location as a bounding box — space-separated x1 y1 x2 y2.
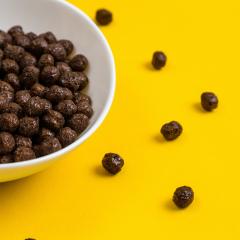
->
0 0 116 169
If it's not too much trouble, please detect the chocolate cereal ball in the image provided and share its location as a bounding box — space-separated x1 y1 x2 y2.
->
15 135 32 148
56 62 71 74
0 80 14 92
2 58 19 74
102 153 124 174
38 53 54 69
58 39 74 55
45 85 72 103
0 113 19 132
76 101 93 118
173 186 194 208
201 92 218 111
20 66 40 88
34 137 62 157
26 32 37 41
0 132 15 154
0 154 14 163
30 83 46 97
1 102 22 117
0 31 12 48
96 9 113 26
67 113 89 133
8 25 24 37
40 65 60 86
161 121 183 141
4 43 25 62
14 34 31 49
19 117 39 137
69 54 88 72
4 73 20 90
45 43 67 61
54 100 77 116
14 147 36 162
25 96 52 116
39 32 57 44
15 90 31 107
42 109 65 131
30 37 48 57
57 127 77 147
19 52 37 69
73 92 92 105
59 71 87 92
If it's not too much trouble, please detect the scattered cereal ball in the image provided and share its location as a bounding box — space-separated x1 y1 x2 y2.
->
8 25 24 37
40 65 60 86
59 71 87 92
45 43 67 61
102 153 124 174
29 37 48 57
56 62 71 74
38 128 55 142
2 58 19 74
73 92 92 105
57 127 77 147
14 147 36 162
69 54 88 72
42 109 65 131
39 32 57 44
54 100 77 116
0 31 12 48
38 53 54 69
161 121 182 141
4 43 25 62
0 80 14 92
201 92 218 111
20 66 40 88
15 135 32 148
0 154 14 163
67 113 89 133
96 9 113 26
25 96 52 116
26 32 37 41
4 73 20 90
30 83 46 97
14 34 31 49
19 117 39 137
1 102 22 117
34 137 62 157
76 101 93 118
58 39 74 55
152 51 167 70
173 186 194 208
19 52 37 69
0 132 15 154
0 113 19 132
15 90 31 107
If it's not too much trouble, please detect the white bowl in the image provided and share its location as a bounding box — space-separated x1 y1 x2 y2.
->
0 0 115 182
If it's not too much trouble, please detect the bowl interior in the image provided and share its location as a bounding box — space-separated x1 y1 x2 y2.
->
0 0 115 166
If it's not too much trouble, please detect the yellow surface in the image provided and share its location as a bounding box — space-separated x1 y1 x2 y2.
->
1 0 240 239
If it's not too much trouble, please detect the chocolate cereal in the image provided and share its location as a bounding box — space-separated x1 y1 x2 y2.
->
0 25 92 163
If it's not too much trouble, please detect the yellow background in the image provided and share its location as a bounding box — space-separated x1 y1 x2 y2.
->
1 0 240 239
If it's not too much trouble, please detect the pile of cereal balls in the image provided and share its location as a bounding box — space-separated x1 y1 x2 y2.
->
0 25 93 163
